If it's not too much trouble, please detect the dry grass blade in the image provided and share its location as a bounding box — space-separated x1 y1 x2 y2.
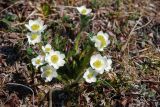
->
121 16 142 52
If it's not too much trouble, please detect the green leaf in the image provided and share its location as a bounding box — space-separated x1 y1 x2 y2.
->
0 18 11 30
42 3 51 16
5 13 17 21
67 50 76 58
27 47 33 55
62 15 70 22
74 33 81 54
148 91 156 98
80 15 91 30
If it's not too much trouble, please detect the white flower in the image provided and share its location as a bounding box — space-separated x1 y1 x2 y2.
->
45 51 65 69
31 55 44 69
76 6 92 15
91 31 110 51
25 18 47 33
90 54 112 74
42 44 52 53
26 32 41 45
83 67 97 83
41 65 58 82
104 56 112 72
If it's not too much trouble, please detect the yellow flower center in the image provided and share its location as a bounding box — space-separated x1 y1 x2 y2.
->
35 59 41 64
31 24 40 31
87 72 94 79
93 60 102 68
51 55 59 63
81 9 87 15
44 69 52 77
45 47 51 52
97 35 106 48
31 33 38 40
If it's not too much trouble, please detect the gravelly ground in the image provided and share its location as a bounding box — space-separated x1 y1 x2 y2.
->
0 0 160 107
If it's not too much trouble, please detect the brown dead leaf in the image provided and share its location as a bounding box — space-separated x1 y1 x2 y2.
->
5 93 20 107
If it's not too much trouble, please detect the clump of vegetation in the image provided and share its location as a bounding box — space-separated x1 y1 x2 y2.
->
25 5 112 84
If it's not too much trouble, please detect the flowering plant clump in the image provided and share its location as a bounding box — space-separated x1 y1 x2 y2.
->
25 18 66 82
25 6 113 84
